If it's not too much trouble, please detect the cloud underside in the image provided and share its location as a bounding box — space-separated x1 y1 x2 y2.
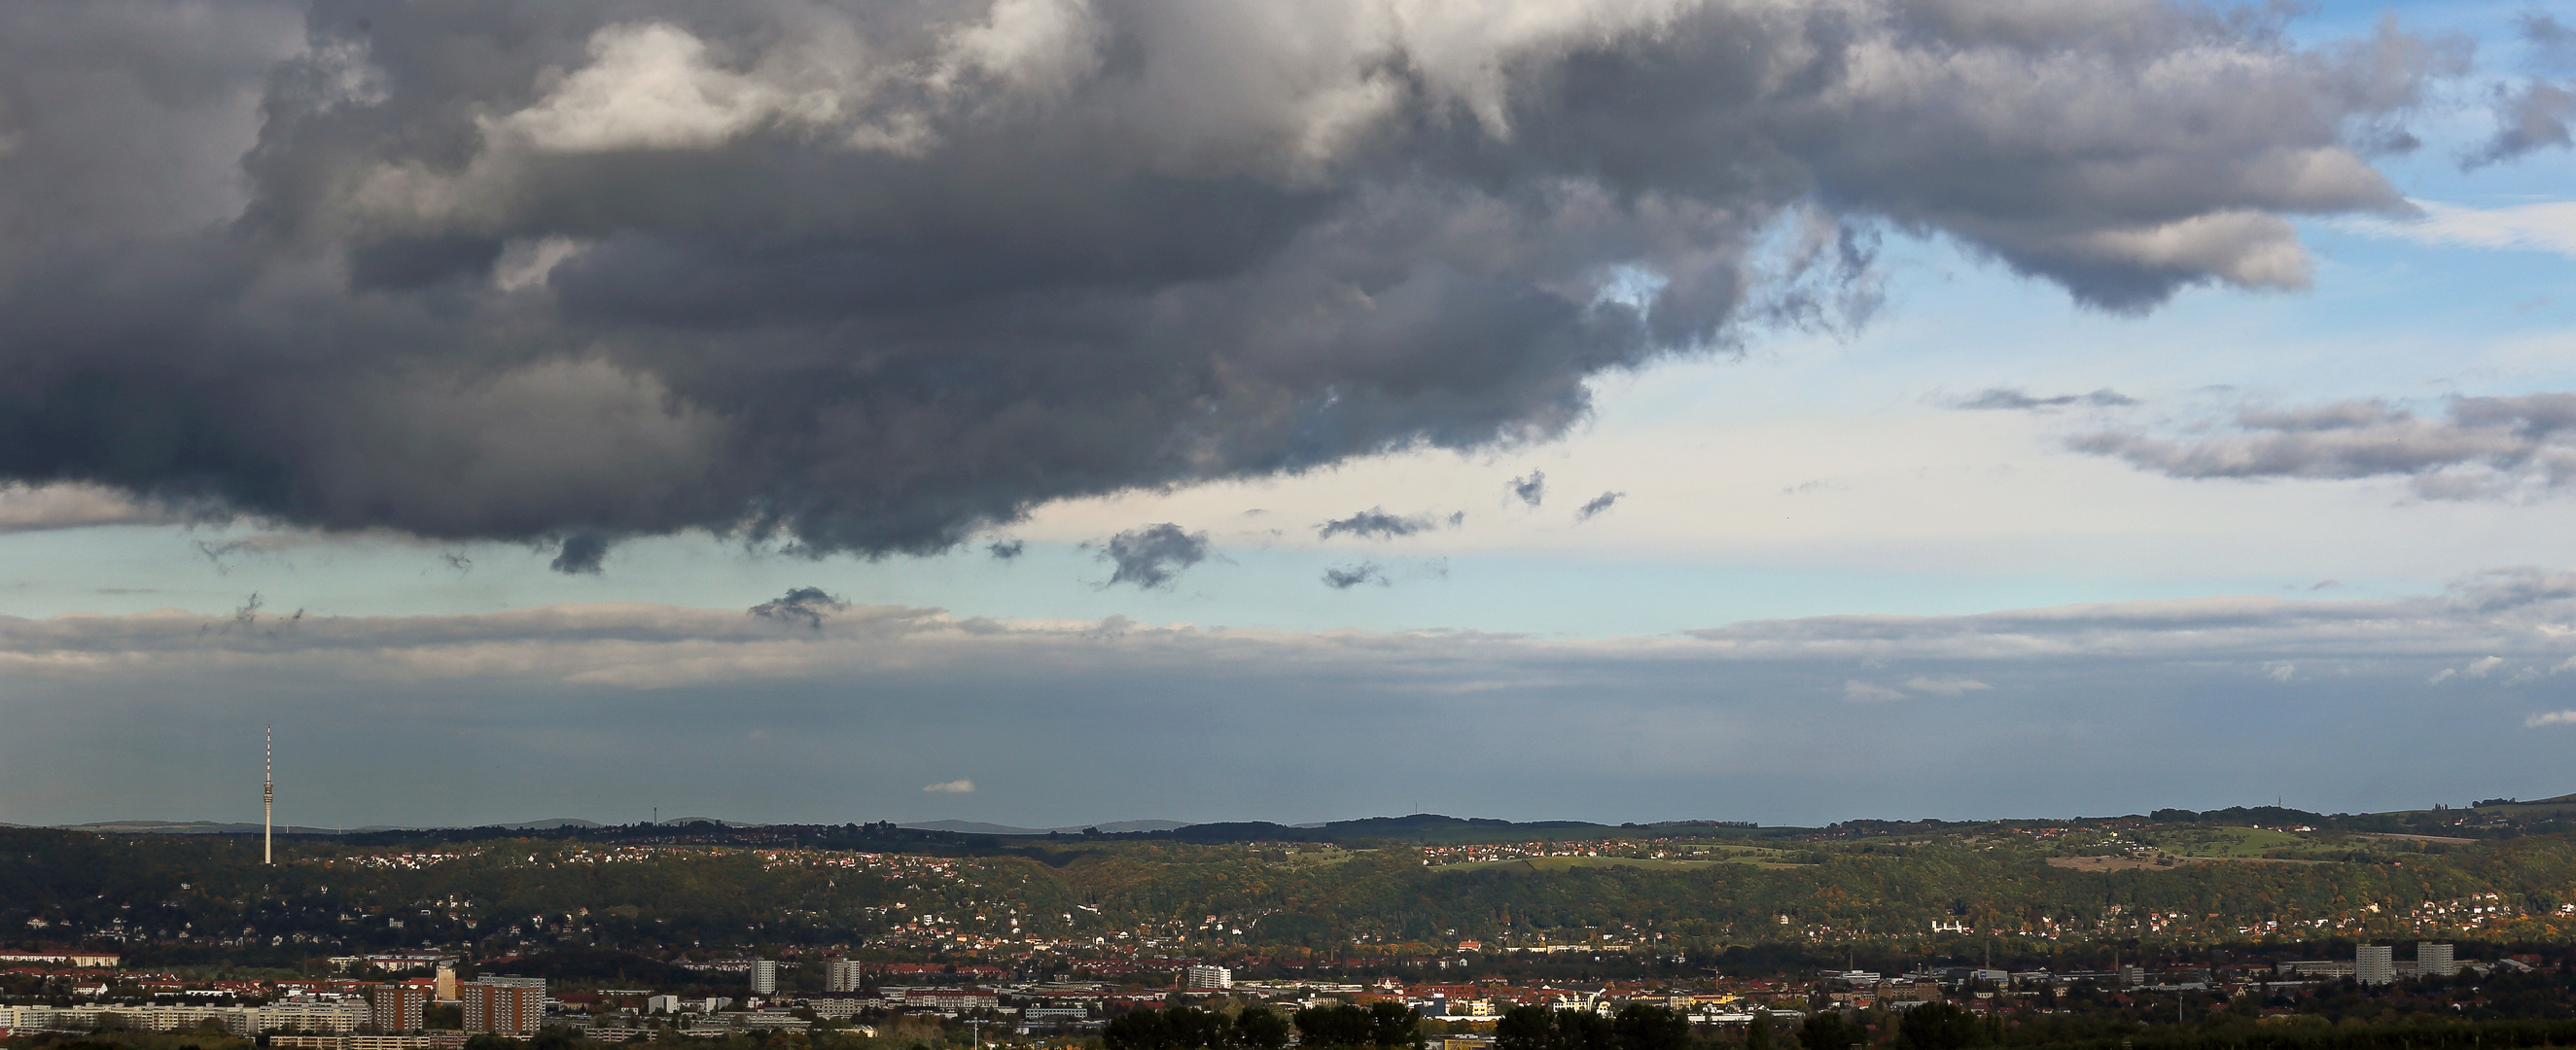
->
0 0 2446 563
2072 394 2576 500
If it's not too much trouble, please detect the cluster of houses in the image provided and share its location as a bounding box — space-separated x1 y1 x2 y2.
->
0 941 2515 1045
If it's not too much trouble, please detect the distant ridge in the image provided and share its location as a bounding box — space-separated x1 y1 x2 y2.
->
901 819 1189 836
57 817 603 835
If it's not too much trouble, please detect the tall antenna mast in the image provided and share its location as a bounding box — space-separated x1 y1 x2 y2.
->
264 726 274 866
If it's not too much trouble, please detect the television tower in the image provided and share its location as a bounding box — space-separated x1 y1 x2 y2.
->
264 726 273 865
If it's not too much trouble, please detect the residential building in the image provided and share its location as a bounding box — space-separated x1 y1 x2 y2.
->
1185 965 1233 991
751 959 778 996
2419 943 2456 978
903 989 1000 1012
459 979 547 1033
801 995 869 1020
0 952 120 967
368 985 431 1033
434 966 456 1003
264 999 372 1033
828 960 866 993
2357 945 2395 985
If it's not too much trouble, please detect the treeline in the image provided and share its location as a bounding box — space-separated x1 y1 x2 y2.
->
2014 1018 2576 1050
1494 1005 1695 1050
1098 1004 1376 1050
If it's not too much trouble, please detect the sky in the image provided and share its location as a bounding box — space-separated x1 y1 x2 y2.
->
5 0 2576 829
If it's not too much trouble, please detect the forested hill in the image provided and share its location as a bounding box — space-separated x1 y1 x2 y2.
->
8 810 2576 970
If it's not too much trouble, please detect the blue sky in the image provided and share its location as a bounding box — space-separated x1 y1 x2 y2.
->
4 0 2576 828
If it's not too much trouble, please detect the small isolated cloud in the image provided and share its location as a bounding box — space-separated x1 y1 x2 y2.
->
1508 471 1545 508
1099 523 1210 589
749 586 849 630
1902 675 1993 696
551 533 611 575
1575 491 1624 520
1323 563 1388 589
1952 387 2137 411
987 539 1025 561
2070 393 2576 500
1843 680 1908 703
922 779 974 793
2310 579 2341 591
2429 668 2457 684
2264 661 2298 682
195 534 319 575
2526 711 2576 727
1318 508 1437 541
2465 655 2507 678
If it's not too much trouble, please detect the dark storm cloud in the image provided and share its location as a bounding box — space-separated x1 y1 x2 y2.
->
1575 491 1624 520
1100 523 1208 589
1317 507 1449 541
1507 471 1546 508
1322 563 1387 589
1953 387 2137 411
749 586 849 630
2071 393 2576 499
0 0 2461 563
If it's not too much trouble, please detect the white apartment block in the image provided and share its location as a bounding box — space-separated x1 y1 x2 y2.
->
828 960 866 993
2418 942 2455 978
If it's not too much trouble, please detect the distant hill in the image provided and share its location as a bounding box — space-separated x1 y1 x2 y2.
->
902 820 1190 836
58 817 602 835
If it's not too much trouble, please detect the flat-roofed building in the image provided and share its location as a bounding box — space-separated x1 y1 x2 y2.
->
368 985 430 1033
828 960 866 993
2357 945 2395 986
459 979 546 1033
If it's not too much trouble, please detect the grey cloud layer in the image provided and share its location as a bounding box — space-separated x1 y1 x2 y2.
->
2071 394 2576 499
1954 387 2137 411
7 574 2576 825
0 0 2452 564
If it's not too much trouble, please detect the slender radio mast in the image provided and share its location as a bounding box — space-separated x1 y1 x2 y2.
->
264 726 273 866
